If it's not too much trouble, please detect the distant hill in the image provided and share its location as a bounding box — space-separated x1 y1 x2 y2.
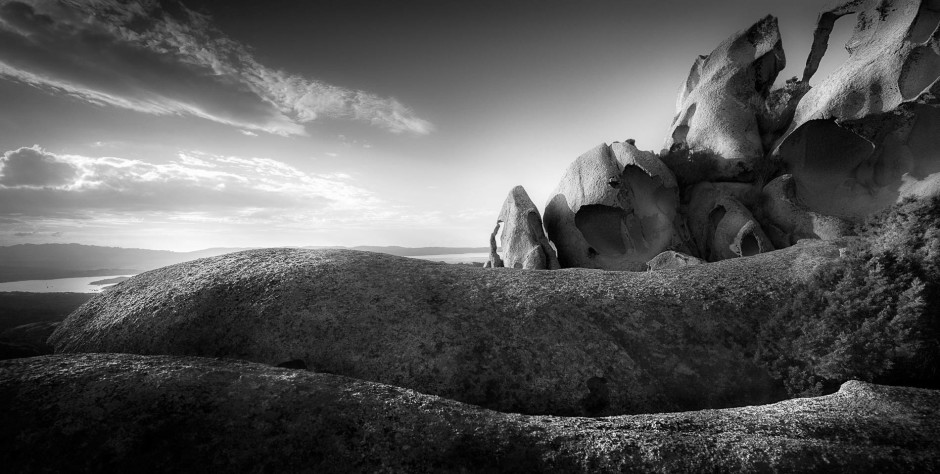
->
322 246 490 257
0 244 252 282
0 244 490 282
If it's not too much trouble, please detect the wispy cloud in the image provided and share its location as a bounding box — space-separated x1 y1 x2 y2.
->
0 0 432 135
0 145 378 218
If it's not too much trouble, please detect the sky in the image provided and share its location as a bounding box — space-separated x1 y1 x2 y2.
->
0 0 854 251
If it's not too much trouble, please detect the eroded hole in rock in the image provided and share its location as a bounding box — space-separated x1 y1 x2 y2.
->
575 205 628 256
622 166 676 254
706 206 727 261
740 232 761 257
580 376 610 416
899 46 940 100
780 119 876 219
276 359 307 370
805 13 856 86
754 48 781 93
671 103 696 146
908 0 940 44
906 105 940 178
672 125 690 145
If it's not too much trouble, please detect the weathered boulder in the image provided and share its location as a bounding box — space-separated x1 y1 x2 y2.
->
772 0 940 221
685 183 774 261
0 321 57 360
543 142 688 270
646 251 705 271
2 354 939 473
484 222 504 268
761 174 856 248
51 245 840 416
490 186 558 269
663 15 786 182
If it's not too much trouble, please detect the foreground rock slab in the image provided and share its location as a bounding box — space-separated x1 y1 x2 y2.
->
51 245 841 416
2 354 938 473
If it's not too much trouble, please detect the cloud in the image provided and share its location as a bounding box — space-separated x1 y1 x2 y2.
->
0 0 432 135
0 146 78 186
0 146 378 219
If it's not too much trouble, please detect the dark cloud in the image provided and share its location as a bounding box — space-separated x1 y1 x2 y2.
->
0 0 431 135
0 146 78 187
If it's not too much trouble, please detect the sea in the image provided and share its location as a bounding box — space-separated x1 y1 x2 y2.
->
0 275 135 293
0 253 492 293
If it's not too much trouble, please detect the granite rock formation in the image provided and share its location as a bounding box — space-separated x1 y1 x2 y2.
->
51 244 841 416
542 142 687 270
3 354 939 473
662 15 788 182
770 0 940 224
490 186 559 269
761 174 856 247
684 183 774 261
491 0 939 270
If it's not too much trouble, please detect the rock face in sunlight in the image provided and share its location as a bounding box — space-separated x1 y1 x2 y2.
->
51 244 842 416
4 354 939 473
542 142 688 270
768 0 940 225
662 15 787 182
490 186 558 270
485 0 940 270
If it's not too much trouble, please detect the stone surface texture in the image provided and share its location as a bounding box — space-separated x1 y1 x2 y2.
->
51 245 840 416
663 15 786 182
761 174 856 248
685 183 774 261
492 186 559 270
543 142 687 270
772 0 940 221
2 354 939 473
646 251 705 271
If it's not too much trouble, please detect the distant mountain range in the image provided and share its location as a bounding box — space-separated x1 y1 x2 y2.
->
0 244 490 282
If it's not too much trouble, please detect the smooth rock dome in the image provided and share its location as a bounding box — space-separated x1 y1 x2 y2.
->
51 244 840 416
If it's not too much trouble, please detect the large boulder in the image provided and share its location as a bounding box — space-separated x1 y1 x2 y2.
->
771 0 940 222
685 183 774 261
490 186 559 269
2 354 939 473
663 15 788 182
51 245 840 416
761 174 856 247
543 142 688 270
